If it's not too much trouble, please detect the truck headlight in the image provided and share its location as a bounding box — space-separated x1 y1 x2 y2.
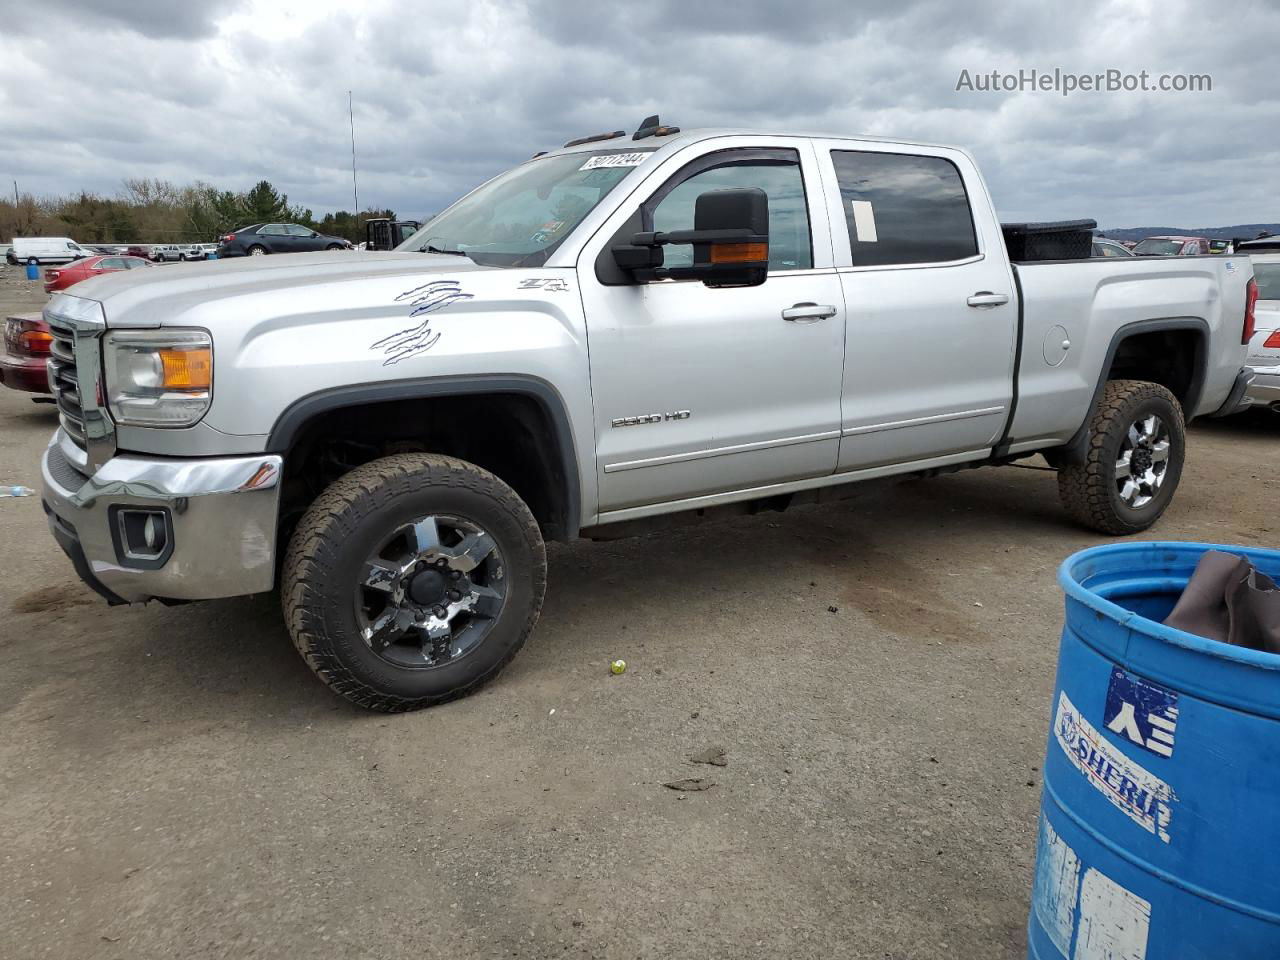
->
103 329 213 427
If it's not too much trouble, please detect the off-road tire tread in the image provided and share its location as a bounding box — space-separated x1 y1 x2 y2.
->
1057 379 1185 535
282 453 546 712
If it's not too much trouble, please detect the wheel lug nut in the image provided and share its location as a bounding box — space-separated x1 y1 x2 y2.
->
433 605 447 618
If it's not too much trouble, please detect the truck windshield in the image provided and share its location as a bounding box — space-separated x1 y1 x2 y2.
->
398 149 656 267
1255 262 1280 301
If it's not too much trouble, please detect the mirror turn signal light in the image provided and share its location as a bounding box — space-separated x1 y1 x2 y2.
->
709 242 769 265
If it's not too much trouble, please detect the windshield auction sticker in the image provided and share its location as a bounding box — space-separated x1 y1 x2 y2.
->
1054 691 1175 843
580 153 648 170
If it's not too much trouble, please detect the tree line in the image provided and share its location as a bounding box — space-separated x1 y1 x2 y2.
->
0 178 401 244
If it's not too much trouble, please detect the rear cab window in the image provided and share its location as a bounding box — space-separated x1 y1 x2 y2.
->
828 150 978 266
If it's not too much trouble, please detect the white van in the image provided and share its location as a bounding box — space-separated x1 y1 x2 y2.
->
8 237 94 265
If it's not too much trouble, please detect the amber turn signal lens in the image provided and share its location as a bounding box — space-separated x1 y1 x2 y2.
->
709 242 768 264
19 331 53 353
158 347 212 389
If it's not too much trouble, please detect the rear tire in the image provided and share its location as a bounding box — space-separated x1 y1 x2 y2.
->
1057 380 1185 535
282 454 546 712
248 245 267 256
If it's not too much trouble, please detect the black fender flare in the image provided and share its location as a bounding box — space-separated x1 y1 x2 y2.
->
1055 317 1208 466
266 374 581 540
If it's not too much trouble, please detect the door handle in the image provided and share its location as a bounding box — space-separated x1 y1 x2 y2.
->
782 302 838 322
966 291 1010 308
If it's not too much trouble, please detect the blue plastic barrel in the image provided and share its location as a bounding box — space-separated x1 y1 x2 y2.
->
1029 542 1280 959
25 260 38 280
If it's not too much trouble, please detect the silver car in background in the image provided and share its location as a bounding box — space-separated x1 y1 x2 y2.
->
1245 253 1280 410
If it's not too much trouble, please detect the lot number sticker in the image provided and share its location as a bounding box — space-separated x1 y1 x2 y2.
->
580 153 647 170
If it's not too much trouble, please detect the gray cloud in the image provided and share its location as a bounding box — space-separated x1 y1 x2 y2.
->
0 0 1276 228
5 0 244 39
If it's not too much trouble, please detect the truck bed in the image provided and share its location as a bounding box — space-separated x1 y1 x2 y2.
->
1004 255 1252 454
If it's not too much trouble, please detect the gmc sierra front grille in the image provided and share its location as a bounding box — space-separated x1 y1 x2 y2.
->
46 321 87 450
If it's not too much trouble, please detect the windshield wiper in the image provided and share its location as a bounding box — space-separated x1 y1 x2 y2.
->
423 244 470 257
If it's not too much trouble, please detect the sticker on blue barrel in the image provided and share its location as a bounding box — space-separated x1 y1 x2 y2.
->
1103 667 1179 758
1031 812 1151 959
1054 692 1175 843
1033 815 1080 957
1076 867 1151 960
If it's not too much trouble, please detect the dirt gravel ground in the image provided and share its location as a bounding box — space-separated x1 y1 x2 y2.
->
1 264 1276 959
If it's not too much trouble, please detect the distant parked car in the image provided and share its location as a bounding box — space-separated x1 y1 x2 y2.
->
217 223 352 257
43 254 152 292
7 236 95 265
124 245 153 260
1092 238 1135 258
0 313 53 395
199 243 219 258
1132 236 1210 256
1244 253 1280 412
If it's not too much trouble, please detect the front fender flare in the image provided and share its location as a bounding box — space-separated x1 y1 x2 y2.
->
265 374 581 540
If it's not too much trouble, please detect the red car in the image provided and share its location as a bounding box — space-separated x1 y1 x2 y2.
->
43 253 151 293
0 313 53 394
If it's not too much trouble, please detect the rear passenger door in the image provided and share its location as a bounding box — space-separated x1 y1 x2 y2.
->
257 224 289 252
812 143 1018 471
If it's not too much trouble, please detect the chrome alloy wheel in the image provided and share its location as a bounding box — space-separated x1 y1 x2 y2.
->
1114 414 1171 508
354 515 507 668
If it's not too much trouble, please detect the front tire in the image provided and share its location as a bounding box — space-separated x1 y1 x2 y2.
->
1057 379 1186 535
282 454 547 712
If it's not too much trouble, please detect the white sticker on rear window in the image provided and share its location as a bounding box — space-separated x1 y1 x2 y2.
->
579 153 647 170
851 200 878 243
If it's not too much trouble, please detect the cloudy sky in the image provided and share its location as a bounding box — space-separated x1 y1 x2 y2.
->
1 0 1277 228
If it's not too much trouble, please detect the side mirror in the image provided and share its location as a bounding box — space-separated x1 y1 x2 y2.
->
612 187 770 287
310 231 320 238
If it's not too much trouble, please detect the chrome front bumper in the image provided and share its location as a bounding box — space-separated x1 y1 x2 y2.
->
41 431 283 604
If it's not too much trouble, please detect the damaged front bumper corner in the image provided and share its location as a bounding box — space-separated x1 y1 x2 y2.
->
41 431 283 604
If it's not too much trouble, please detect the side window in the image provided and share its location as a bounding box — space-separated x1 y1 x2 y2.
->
830 151 978 267
649 157 813 272
260 224 286 236
286 224 313 237
99 258 124 269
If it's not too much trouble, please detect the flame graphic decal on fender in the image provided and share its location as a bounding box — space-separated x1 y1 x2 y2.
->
370 280 474 365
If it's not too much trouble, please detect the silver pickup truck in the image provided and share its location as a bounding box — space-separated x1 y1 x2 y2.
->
39 122 1256 710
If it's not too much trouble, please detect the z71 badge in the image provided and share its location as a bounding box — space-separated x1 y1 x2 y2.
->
518 278 569 292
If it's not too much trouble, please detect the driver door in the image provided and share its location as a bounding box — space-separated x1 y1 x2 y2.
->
578 141 846 516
